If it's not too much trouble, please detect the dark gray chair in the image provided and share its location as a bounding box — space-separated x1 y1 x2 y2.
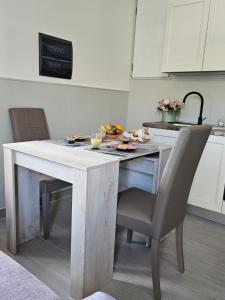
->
117 125 211 300
9 108 71 239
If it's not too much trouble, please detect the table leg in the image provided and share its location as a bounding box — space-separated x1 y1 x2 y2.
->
4 148 41 254
17 166 40 245
70 163 119 299
4 148 17 254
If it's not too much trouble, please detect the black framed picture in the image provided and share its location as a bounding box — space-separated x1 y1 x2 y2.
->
39 33 73 80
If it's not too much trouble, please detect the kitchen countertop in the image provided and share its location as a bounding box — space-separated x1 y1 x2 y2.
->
143 122 225 136
143 122 183 131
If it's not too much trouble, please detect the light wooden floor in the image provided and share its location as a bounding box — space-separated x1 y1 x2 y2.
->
1 197 225 300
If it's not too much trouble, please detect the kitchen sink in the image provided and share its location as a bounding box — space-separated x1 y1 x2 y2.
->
168 121 198 127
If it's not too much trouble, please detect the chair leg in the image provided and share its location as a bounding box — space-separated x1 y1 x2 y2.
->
175 222 185 273
127 229 133 243
151 239 161 300
42 192 50 240
114 226 120 271
146 237 152 248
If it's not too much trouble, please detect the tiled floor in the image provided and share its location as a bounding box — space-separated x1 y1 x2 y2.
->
1 197 225 299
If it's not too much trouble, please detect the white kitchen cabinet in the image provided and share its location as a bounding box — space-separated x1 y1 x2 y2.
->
203 0 225 71
119 156 159 193
162 0 210 72
188 141 225 212
150 128 177 145
132 0 168 78
150 128 225 213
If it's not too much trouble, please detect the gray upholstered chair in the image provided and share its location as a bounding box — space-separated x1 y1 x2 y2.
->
117 125 211 300
9 108 71 239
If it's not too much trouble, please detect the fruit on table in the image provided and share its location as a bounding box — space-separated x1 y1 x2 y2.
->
101 124 125 135
106 125 112 132
115 124 125 134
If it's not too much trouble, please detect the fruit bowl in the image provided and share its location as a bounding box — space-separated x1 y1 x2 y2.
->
101 124 125 136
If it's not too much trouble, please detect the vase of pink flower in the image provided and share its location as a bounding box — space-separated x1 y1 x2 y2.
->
157 98 182 122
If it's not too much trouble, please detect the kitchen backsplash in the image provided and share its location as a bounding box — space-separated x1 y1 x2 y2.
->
127 74 225 128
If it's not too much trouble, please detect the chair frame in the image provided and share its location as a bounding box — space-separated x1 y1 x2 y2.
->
117 125 212 300
9 107 71 240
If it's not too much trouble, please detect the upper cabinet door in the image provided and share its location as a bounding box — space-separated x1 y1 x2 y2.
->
162 0 210 72
203 0 225 70
132 0 168 78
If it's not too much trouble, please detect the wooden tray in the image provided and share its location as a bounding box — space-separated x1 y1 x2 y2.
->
103 135 121 141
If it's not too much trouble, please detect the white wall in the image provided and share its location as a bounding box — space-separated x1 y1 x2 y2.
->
0 78 128 208
127 75 225 129
0 0 136 209
127 1 225 128
0 0 136 91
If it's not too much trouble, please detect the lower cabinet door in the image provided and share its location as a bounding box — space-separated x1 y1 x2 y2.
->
188 142 225 212
151 128 225 213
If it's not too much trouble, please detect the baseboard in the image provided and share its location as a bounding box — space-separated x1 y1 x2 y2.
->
187 204 225 225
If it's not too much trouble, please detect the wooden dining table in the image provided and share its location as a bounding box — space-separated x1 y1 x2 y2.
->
3 139 171 299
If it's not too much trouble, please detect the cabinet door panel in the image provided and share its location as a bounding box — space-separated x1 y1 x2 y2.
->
151 129 225 213
162 0 210 72
188 142 224 212
151 132 176 145
132 0 168 78
203 0 225 70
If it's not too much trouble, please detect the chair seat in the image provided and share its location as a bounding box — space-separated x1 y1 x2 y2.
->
117 187 156 237
40 174 55 181
40 175 71 193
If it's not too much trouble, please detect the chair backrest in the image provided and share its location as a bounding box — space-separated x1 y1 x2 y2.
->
9 108 50 142
152 125 211 239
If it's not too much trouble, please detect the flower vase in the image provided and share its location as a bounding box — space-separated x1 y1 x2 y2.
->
161 111 179 123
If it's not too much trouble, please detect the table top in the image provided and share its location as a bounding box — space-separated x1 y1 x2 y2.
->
3 140 171 171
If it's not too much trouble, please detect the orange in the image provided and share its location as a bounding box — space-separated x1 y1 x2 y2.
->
115 124 125 133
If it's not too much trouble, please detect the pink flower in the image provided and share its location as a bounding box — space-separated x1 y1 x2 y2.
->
157 98 182 112
163 98 170 105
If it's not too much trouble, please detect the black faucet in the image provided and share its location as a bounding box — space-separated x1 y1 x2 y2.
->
182 91 205 125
